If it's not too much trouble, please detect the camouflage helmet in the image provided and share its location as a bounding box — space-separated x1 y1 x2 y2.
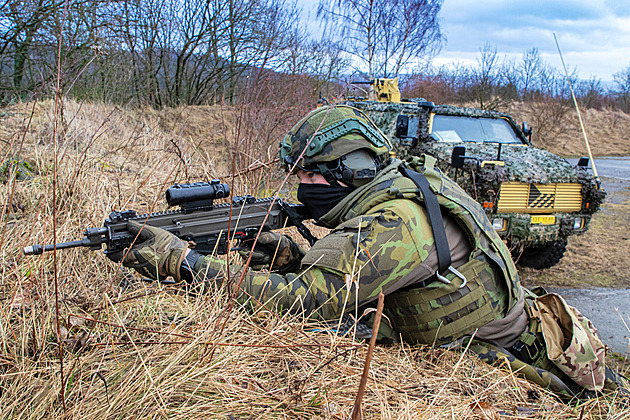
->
279 105 391 182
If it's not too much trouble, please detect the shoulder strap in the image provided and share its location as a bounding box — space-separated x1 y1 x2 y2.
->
398 166 451 274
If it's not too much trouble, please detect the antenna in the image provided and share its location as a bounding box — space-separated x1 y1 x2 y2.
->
553 33 601 188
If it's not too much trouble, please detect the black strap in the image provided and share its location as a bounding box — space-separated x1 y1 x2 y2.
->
317 162 341 186
399 166 451 274
510 332 544 365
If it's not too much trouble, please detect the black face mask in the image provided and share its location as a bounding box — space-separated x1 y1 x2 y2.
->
297 183 353 221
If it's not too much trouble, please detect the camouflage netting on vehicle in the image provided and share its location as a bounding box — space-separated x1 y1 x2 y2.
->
345 99 607 261
578 170 607 214
432 104 521 123
495 214 592 250
349 100 606 216
427 143 579 184
349 101 420 140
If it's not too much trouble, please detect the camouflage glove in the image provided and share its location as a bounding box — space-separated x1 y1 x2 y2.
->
107 221 187 281
238 232 305 273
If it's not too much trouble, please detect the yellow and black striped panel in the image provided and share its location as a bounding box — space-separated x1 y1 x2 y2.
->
497 182 582 213
497 182 529 211
553 183 583 211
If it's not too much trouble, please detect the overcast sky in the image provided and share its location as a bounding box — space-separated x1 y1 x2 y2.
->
298 0 630 83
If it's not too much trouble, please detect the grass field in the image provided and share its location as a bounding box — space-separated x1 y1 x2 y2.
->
1 99 629 418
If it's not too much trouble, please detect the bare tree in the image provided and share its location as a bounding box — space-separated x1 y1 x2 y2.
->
0 0 336 106
281 25 348 85
613 64 630 112
460 43 501 109
44 1 113 96
317 0 443 79
0 0 65 99
217 0 301 103
103 0 302 107
519 48 542 97
575 76 605 109
0 0 119 102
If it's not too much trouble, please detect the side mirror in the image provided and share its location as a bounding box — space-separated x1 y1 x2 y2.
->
577 157 589 167
395 114 418 147
395 115 409 138
451 146 466 168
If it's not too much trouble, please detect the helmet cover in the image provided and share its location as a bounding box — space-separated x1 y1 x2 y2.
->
279 105 391 173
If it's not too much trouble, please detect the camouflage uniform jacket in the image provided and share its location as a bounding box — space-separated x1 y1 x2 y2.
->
195 157 523 341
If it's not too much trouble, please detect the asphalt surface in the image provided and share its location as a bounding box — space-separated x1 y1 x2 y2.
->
590 156 630 181
553 157 630 353
569 156 630 195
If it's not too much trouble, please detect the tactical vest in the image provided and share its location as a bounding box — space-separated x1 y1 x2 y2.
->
366 156 522 345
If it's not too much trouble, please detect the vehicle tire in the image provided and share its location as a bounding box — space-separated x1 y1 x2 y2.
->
516 239 568 269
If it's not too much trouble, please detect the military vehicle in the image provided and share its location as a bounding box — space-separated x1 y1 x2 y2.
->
345 79 606 269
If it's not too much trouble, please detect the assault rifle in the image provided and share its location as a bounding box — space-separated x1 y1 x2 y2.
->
23 180 317 257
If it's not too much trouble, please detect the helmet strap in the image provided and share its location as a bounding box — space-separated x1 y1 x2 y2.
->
374 153 390 171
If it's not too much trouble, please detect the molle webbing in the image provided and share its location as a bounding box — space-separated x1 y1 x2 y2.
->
384 256 504 345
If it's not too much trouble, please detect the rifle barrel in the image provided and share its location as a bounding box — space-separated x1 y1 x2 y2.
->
23 239 92 255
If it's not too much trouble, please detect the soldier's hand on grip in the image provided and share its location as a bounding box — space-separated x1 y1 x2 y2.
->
238 232 304 273
107 221 188 281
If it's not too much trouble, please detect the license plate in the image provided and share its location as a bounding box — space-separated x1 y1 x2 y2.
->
531 215 556 225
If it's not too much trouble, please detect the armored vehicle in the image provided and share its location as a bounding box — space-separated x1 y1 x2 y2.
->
346 79 606 269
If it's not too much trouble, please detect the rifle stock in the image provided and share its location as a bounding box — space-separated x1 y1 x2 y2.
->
23 181 316 256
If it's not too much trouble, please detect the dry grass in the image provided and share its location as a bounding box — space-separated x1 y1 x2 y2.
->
1 99 630 418
507 102 630 157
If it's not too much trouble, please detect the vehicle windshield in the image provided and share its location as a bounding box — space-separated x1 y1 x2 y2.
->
431 115 525 144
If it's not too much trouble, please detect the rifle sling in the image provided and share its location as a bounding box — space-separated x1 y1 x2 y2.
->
399 166 451 275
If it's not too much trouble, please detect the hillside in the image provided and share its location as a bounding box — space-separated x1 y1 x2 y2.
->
1 99 629 418
507 102 630 157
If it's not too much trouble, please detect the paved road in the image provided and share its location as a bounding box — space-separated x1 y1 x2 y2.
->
553 157 630 352
590 156 630 181
568 156 630 197
568 156 630 180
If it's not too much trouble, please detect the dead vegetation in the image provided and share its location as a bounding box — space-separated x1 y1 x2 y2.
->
507 102 630 157
1 99 630 418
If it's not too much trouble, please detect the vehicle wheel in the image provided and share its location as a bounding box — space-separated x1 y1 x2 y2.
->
516 239 568 269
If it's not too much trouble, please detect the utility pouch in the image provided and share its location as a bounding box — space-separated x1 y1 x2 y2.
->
535 293 606 392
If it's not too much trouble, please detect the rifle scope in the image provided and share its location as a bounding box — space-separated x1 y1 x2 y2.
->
166 180 230 207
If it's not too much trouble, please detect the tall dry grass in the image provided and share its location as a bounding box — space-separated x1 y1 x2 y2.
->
1 99 629 418
507 102 630 157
